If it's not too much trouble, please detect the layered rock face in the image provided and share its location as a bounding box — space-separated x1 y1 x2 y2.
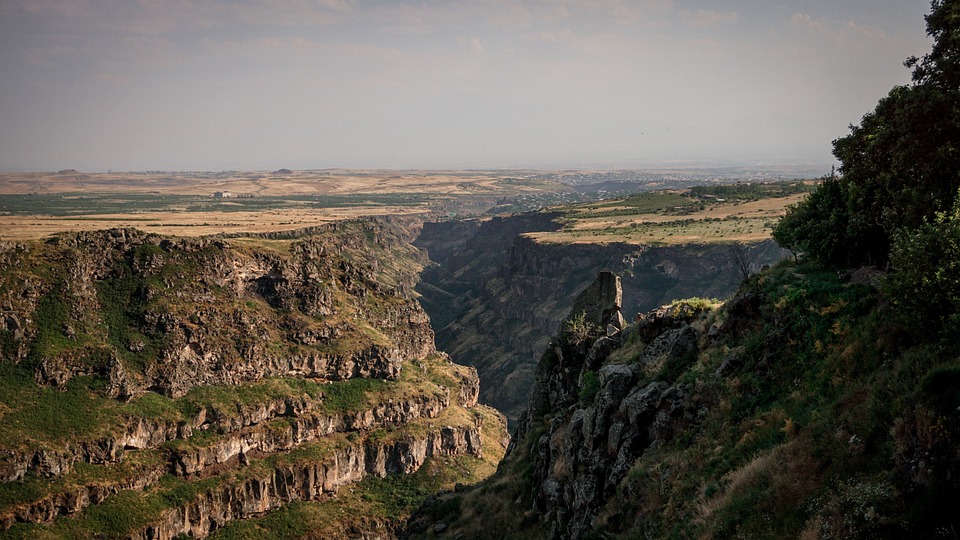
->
406 272 711 539
0 222 507 538
409 262 960 539
519 274 707 539
415 213 785 421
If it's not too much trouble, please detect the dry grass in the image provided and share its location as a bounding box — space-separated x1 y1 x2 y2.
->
0 169 566 240
0 207 431 241
530 193 804 246
0 169 551 196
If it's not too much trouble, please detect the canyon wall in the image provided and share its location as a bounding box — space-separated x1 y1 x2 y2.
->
415 213 786 421
0 223 507 539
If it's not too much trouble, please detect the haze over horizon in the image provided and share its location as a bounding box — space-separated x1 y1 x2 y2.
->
0 0 932 172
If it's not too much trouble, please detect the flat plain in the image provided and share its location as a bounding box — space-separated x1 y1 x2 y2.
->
0 169 566 240
0 169 812 243
528 181 814 245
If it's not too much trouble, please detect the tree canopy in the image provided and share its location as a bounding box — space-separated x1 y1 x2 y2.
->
775 0 960 267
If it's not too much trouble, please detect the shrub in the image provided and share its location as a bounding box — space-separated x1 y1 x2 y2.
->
882 194 960 339
579 370 600 405
564 311 599 347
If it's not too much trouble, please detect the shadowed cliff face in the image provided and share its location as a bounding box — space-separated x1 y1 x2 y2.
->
406 263 960 539
414 213 787 422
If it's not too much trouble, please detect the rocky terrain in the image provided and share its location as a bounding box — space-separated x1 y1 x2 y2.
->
415 212 786 421
0 222 507 538
406 266 960 538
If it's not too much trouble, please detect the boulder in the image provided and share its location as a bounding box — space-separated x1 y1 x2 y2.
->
565 271 622 329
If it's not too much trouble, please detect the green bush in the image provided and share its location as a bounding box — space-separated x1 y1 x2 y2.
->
564 311 599 348
579 370 600 405
882 195 960 338
773 176 853 265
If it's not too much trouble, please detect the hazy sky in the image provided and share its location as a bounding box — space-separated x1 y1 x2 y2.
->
0 0 934 171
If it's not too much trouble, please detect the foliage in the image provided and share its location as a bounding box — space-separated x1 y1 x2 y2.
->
689 181 815 202
563 311 600 347
579 370 600 405
773 176 852 264
775 0 960 266
882 194 960 338
906 0 960 88
832 83 960 264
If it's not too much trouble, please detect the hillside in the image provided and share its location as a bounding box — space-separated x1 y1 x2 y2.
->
415 187 794 422
406 2 960 535
406 266 960 538
0 223 507 538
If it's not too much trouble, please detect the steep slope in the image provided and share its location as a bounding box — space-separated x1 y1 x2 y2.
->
415 213 785 421
406 266 960 539
0 223 507 538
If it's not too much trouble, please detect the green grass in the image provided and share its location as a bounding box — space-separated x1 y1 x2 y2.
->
62 489 165 539
209 501 313 539
567 192 698 219
0 366 120 450
579 370 600 405
688 181 815 202
320 377 388 412
26 280 74 362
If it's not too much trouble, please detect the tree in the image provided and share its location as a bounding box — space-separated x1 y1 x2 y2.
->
728 242 754 284
775 0 960 267
882 191 960 337
906 0 960 88
832 83 960 264
773 176 852 265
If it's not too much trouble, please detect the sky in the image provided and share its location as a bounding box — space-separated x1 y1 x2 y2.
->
0 0 935 172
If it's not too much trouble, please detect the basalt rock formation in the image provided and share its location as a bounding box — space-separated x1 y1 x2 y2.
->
415 212 786 421
0 222 507 539
406 265 960 539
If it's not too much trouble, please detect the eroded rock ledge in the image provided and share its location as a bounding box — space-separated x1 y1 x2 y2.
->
0 224 509 539
135 424 482 540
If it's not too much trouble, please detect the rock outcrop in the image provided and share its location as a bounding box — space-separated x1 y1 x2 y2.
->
409 260 960 539
415 214 786 421
404 273 715 539
515 275 706 538
0 223 509 539
0 223 435 401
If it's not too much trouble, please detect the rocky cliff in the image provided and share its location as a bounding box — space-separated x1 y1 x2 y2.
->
415 213 786 421
406 265 960 539
0 222 508 538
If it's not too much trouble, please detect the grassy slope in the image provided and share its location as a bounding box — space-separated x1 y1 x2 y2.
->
412 260 959 539
0 355 504 540
530 181 813 246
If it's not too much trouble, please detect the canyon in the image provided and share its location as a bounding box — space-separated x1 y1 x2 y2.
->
415 211 786 421
0 222 506 538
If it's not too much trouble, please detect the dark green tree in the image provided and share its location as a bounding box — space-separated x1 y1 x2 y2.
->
882 191 960 336
832 83 960 264
906 0 960 88
773 176 852 264
775 0 960 266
